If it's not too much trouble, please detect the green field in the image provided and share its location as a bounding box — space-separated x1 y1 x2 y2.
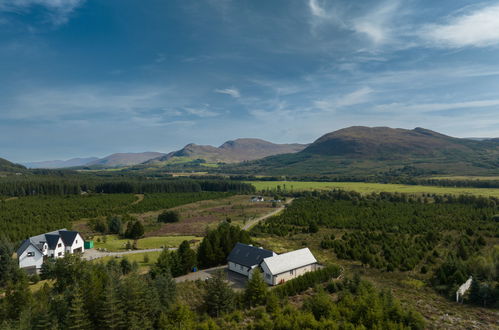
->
249 181 499 197
93 235 200 251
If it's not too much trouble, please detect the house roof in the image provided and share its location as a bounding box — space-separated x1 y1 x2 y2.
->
227 243 275 268
262 248 317 275
58 230 79 246
16 228 79 256
45 234 61 250
16 239 36 256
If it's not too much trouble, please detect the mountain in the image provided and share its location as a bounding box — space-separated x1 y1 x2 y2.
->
24 157 99 169
223 127 499 176
86 152 165 168
0 157 26 173
145 138 308 165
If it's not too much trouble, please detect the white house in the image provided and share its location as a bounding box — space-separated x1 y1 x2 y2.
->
261 248 318 286
250 196 265 202
17 229 85 273
227 243 276 277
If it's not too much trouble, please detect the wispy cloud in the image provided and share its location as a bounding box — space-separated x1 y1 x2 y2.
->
0 0 85 25
183 106 219 118
314 87 374 111
215 88 240 98
352 0 400 45
420 4 499 48
375 99 499 113
308 0 327 18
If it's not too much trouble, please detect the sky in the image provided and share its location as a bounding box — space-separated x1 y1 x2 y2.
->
1 0 499 162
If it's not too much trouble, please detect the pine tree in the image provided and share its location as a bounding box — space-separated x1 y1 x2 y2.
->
204 270 235 317
100 280 125 330
178 241 197 274
154 272 177 311
67 286 91 330
244 269 267 307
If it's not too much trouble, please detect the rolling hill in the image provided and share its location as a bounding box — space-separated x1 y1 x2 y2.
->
0 157 27 173
222 127 499 176
23 157 99 169
86 152 165 168
145 138 307 165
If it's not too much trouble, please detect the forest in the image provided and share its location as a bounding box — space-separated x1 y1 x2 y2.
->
252 190 499 307
0 235 425 330
0 192 230 242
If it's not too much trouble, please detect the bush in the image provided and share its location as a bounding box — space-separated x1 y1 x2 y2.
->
158 211 180 223
273 265 341 298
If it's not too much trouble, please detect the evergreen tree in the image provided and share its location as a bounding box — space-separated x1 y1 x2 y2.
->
204 270 235 317
100 280 125 330
469 278 481 305
154 272 177 311
67 286 91 330
5 274 32 321
178 240 197 274
244 269 267 307
0 237 17 287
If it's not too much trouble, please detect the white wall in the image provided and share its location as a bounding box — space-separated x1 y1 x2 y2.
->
262 263 318 286
66 234 85 254
19 245 44 269
228 261 250 276
48 238 65 258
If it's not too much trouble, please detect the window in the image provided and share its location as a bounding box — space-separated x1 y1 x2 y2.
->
265 274 271 280
27 252 35 257
289 270 294 275
58 243 62 248
75 239 78 244
58 252 62 256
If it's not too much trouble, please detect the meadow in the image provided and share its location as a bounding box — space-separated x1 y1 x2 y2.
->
92 235 200 251
249 180 499 197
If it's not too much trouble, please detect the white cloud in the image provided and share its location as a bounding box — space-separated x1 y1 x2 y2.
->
183 107 219 118
308 0 326 18
352 0 400 45
421 4 499 48
0 0 85 25
215 88 240 98
314 87 374 111
375 99 499 113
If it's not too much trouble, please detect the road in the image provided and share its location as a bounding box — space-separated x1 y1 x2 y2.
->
242 198 294 230
82 247 174 261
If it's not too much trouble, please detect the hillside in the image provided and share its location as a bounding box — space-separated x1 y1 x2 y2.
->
86 152 165 168
0 157 26 173
24 157 99 169
222 127 499 176
145 138 307 165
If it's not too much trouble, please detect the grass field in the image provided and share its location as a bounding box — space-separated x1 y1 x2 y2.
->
92 251 162 272
93 235 200 251
249 181 499 197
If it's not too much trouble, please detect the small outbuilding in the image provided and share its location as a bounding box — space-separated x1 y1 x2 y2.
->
227 243 276 277
261 248 318 285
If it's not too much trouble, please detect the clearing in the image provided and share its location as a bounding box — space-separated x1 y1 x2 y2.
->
92 234 200 252
142 195 277 236
249 181 499 197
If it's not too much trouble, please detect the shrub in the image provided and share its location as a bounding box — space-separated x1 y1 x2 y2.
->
158 211 180 223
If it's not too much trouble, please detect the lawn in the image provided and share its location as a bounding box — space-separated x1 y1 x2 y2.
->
93 235 201 251
92 251 162 273
249 181 499 197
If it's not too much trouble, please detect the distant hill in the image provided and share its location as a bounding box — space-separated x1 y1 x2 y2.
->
145 138 307 165
86 152 165 168
223 127 499 176
24 157 99 169
0 157 26 173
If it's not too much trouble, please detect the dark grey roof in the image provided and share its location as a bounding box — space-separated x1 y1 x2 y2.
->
45 234 61 250
16 239 34 256
58 230 79 246
227 243 274 268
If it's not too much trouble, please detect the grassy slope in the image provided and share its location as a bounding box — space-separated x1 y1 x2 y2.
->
249 180 499 197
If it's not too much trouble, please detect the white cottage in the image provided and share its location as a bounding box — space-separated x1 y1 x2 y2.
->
227 243 276 277
17 229 85 273
261 248 318 285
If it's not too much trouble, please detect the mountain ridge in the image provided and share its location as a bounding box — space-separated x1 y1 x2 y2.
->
145 138 308 165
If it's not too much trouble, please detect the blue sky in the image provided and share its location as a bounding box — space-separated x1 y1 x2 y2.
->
1 0 499 162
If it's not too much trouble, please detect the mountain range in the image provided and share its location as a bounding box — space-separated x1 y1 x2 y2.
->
144 138 307 166
6 127 499 176
224 126 499 176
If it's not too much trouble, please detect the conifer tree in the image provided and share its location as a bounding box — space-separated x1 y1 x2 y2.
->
100 280 124 330
244 269 267 307
204 270 235 317
68 286 91 330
